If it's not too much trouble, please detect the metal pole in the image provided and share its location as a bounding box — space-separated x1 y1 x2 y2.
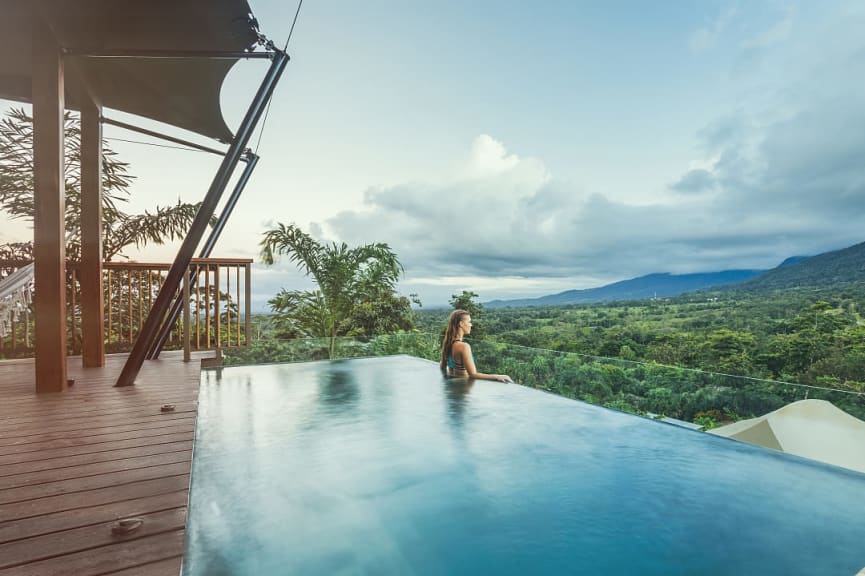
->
102 117 227 156
64 49 275 60
116 50 288 386
147 152 259 358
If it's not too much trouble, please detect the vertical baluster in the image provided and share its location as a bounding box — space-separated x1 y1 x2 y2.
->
147 269 153 313
245 262 251 346
117 269 123 345
235 264 241 346
195 265 201 350
183 264 191 362
106 268 112 344
127 269 133 343
205 264 211 348
225 265 232 347
70 268 77 352
138 270 143 337
120 269 125 345
158 269 172 344
214 264 221 349
177 262 184 346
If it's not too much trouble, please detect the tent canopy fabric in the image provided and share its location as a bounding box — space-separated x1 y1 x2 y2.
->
0 0 259 142
709 399 865 475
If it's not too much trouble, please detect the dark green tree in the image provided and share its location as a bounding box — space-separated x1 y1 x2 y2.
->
698 329 757 375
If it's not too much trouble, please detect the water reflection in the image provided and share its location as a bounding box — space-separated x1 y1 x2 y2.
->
317 365 360 408
444 377 475 430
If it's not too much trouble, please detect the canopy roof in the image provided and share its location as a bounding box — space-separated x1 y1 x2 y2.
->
0 0 260 142
710 399 865 474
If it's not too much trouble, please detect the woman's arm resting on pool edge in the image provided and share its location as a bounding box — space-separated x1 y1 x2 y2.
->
457 342 513 383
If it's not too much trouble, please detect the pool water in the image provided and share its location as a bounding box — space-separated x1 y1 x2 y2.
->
182 356 865 575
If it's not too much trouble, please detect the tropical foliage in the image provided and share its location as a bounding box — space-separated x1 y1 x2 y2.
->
413 286 865 417
260 223 415 356
0 107 200 262
0 107 203 358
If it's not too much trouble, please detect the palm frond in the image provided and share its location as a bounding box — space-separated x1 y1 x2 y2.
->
259 223 413 346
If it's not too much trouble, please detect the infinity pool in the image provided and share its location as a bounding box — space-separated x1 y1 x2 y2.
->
182 356 865 575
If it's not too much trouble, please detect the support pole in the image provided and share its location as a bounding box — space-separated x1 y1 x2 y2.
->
116 50 288 386
80 95 105 367
147 152 259 359
32 11 68 392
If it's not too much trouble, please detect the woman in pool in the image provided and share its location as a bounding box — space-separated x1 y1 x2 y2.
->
440 309 513 382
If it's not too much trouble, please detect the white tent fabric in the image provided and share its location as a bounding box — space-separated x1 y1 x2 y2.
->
709 399 865 474
0 263 34 338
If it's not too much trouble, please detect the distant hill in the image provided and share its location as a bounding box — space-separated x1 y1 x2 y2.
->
736 241 865 292
483 240 864 308
777 255 810 268
485 269 766 308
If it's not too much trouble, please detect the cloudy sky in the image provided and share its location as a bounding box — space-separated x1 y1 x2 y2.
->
2 0 865 309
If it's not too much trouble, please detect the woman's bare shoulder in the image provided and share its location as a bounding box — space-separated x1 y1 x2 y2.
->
453 340 471 352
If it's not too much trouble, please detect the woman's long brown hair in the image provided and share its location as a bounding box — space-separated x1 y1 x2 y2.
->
440 309 469 370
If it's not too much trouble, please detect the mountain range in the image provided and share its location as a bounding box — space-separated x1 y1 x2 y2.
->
485 240 865 308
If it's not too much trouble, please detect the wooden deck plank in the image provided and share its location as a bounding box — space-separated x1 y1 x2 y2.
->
0 475 190 523
0 432 188 471
0 426 195 457
0 432 194 466
0 490 187 545
103 558 183 576
0 508 187 569
0 402 198 425
0 413 196 440
0 451 193 491
0 456 190 506
0 351 205 576
0 530 186 576
0 440 193 479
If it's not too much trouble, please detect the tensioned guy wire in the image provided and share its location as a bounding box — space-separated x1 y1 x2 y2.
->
104 136 209 153
283 0 304 51
253 0 304 155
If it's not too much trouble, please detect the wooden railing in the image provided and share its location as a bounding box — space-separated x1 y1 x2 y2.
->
0 258 253 358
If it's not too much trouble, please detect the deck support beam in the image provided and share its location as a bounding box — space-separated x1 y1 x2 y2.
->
32 10 68 392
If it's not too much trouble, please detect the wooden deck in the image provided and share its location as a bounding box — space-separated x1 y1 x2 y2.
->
0 351 205 576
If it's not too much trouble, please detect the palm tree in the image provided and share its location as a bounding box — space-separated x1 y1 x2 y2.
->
0 108 202 355
260 223 411 357
0 107 200 262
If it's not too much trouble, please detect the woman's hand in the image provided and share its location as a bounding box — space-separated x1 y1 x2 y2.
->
494 374 513 383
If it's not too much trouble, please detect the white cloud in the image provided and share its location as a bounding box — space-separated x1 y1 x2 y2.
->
462 134 520 177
